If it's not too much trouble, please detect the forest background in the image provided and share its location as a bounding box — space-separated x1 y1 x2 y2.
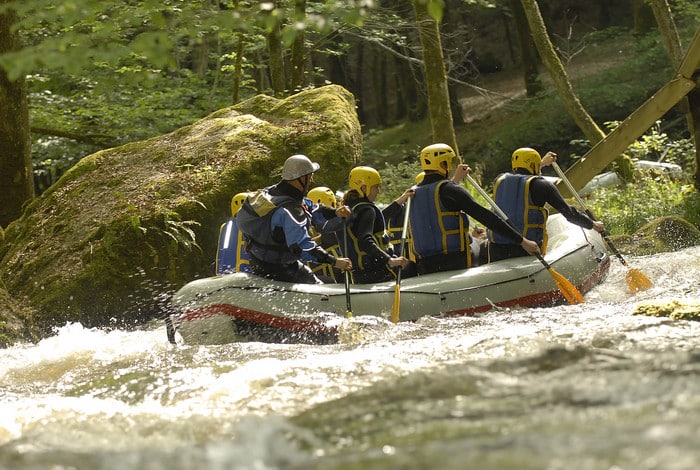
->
1 0 699 234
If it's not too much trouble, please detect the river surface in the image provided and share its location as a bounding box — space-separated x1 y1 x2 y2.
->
1 246 700 470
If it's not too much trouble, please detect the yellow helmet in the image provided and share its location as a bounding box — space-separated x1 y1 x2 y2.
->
307 186 337 208
420 143 455 175
511 147 541 174
349 166 381 198
231 192 250 217
414 172 425 185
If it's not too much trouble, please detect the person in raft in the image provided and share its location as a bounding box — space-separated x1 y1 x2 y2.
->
408 143 541 275
236 154 352 284
340 166 412 284
305 186 345 283
215 192 252 275
485 147 605 263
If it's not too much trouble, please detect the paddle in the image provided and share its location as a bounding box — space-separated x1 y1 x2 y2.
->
391 197 411 323
551 162 652 293
464 174 585 305
342 220 353 318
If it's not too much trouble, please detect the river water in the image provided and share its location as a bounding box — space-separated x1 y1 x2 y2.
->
1 246 699 470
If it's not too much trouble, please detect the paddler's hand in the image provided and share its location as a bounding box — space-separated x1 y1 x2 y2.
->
592 221 605 233
336 205 351 219
335 257 353 271
388 256 409 269
452 163 470 183
521 237 541 256
541 151 557 168
395 187 415 205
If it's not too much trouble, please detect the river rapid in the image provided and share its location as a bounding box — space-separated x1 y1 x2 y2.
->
1 246 699 470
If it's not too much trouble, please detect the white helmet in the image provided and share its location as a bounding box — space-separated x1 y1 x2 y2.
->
281 154 320 180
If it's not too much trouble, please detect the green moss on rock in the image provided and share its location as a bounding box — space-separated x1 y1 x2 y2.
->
632 300 700 321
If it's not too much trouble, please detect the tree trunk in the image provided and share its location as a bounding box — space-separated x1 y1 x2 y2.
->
519 0 606 145
411 0 458 156
232 33 245 104
290 0 306 90
632 0 656 34
266 3 286 96
648 0 700 190
510 0 543 97
0 2 34 227
688 84 700 190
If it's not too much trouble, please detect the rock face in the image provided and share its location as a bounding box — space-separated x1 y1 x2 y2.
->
0 85 362 343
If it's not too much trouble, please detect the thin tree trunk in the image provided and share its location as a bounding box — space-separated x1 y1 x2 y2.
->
411 0 458 156
510 0 543 97
520 0 606 145
648 0 700 190
232 34 245 104
266 2 286 96
0 2 34 227
290 0 306 90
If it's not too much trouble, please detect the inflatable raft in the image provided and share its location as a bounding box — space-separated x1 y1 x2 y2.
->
168 214 610 345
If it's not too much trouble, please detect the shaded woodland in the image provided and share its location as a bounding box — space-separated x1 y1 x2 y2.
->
1 0 699 227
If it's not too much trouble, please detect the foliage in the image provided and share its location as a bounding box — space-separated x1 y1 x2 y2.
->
1 0 376 194
586 173 699 235
582 120 700 235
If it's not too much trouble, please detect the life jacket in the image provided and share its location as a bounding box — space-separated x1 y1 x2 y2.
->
409 180 472 266
308 231 342 281
215 217 251 274
343 201 393 281
385 206 414 260
236 187 302 264
489 173 549 253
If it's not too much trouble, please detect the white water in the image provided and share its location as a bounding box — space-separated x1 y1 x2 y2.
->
1 246 699 469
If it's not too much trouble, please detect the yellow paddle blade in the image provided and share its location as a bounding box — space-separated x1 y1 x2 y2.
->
346 310 353 319
626 268 653 293
391 285 401 323
550 268 585 305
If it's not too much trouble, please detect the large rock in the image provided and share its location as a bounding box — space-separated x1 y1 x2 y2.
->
609 216 700 256
0 85 361 342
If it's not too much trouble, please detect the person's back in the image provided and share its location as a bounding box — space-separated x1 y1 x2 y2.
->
409 144 475 274
487 147 604 263
215 192 252 275
237 154 352 284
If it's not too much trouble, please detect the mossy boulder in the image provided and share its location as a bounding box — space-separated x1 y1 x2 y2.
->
0 85 362 342
609 216 700 256
0 282 37 347
632 300 700 321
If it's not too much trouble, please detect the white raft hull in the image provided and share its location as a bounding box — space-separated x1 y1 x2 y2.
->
169 214 610 344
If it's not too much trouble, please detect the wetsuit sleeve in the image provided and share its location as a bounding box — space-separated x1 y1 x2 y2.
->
532 179 595 229
440 181 523 244
272 206 336 264
317 204 338 220
353 205 392 263
381 201 402 220
308 203 344 233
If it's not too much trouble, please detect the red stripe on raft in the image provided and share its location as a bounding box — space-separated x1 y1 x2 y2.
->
445 255 611 316
179 303 338 335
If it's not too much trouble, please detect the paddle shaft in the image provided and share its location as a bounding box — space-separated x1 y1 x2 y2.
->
391 197 411 323
550 162 629 266
342 220 353 317
396 197 411 282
